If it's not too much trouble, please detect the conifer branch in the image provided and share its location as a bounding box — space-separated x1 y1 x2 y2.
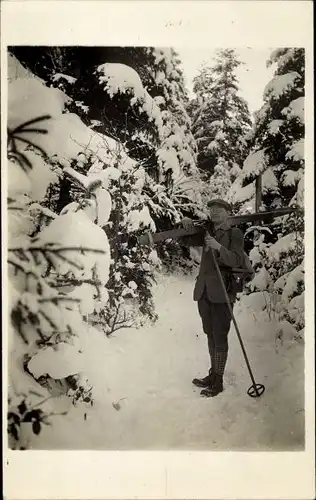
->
9 115 51 135
9 245 107 254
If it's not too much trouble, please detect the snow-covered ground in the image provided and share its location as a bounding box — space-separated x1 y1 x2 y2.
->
26 271 304 451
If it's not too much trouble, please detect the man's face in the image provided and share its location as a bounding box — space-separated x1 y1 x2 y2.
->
209 204 229 224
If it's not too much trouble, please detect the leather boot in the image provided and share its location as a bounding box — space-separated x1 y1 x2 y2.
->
192 368 215 388
200 373 223 397
200 350 226 397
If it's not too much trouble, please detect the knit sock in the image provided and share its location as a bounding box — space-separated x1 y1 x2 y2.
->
214 350 228 377
208 336 215 371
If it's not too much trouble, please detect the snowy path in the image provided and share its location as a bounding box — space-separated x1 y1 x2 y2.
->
36 273 304 451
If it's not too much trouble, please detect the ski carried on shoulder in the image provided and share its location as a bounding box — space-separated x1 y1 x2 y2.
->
138 207 297 246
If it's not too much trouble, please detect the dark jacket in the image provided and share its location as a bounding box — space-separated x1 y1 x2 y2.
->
182 221 244 303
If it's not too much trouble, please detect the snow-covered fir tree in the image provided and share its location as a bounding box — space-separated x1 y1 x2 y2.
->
241 48 304 209
237 48 305 340
151 48 202 219
7 54 114 448
7 46 204 448
9 47 202 330
208 158 240 200
188 49 252 187
10 46 202 219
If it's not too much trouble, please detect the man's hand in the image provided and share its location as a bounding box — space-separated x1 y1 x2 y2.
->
182 217 194 231
204 232 221 251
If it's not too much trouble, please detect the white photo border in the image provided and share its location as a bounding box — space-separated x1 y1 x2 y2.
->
2 1 314 499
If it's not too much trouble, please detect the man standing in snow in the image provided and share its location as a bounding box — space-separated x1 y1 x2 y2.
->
182 199 244 397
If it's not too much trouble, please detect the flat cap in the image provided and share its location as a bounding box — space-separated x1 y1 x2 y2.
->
207 198 232 211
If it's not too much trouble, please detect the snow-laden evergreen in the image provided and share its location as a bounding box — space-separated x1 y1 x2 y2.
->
10 46 202 217
7 48 203 448
6 47 305 451
233 48 305 339
188 49 252 199
145 47 204 219
231 48 304 210
10 46 204 276
8 55 115 447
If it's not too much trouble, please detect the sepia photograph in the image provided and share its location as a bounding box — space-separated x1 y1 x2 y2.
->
7 44 306 451
2 1 314 499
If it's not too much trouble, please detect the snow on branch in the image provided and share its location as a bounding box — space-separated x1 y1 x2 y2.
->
285 139 304 163
261 169 279 195
266 233 300 262
52 73 77 85
263 72 300 102
267 119 284 136
7 115 51 172
97 63 163 133
281 168 303 187
29 203 58 220
242 149 267 183
267 48 297 70
282 97 304 124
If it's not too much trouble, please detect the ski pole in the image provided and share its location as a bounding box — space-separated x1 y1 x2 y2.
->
209 247 265 398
